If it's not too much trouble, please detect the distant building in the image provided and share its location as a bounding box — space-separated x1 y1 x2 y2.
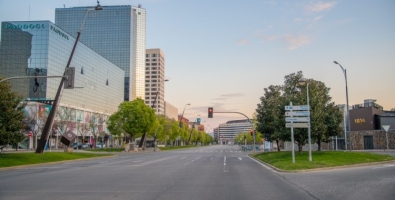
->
145 49 166 113
349 99 395 131
178 115 190 127
215 119 253 144
164 101 178 120
213 127 219 143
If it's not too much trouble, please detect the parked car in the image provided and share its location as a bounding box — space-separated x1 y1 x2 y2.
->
71 142 82 149
96 142 105 148
81 143 91 149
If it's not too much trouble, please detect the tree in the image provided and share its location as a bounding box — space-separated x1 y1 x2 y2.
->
256 85 289 151
0 78 27 147
107 98 157 145
256 71 344 153
89 112 108 148
391 108 395 111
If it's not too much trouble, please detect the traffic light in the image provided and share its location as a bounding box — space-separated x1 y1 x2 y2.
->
250 129 254 136
208 107 213 118
64 67 75 89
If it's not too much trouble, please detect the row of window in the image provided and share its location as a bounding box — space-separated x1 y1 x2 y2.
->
145 75 164 79
145 84 159 87
145 79 158 83
146 88 158 91
145 67 163 70
146 54 157 58
146 63 161 66
145 71 160 74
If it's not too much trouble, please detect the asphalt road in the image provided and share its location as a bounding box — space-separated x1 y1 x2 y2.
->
1 145 394 200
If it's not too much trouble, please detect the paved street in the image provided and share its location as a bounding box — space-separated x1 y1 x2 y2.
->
1 145 395 200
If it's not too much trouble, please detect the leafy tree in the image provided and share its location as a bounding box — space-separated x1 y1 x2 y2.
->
256 71 344 153
391 108 395 111
107 98 157 144
256 85 289 151
0 78 26 147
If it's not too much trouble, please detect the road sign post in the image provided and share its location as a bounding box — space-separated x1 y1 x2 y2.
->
382 125 390 151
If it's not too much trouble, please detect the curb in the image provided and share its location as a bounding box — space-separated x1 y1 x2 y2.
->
0 154 117 171
248 155 395 173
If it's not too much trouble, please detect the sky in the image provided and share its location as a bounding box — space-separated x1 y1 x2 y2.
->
1 0 394 133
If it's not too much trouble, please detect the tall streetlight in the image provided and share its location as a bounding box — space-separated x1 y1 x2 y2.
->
334 61 350 151
35 2 103 153
179 103 190 128
298 78 312 162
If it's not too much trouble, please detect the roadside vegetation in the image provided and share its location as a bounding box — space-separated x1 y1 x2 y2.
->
253 151 395 171
0 152 111 168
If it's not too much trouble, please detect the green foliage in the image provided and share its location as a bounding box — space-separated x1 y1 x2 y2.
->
0 78 27 146
253 151 395 171
256 71 344 152
107 98 157 140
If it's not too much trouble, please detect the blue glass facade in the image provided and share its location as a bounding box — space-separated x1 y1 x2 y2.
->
0 21 124 114
55 5 146 101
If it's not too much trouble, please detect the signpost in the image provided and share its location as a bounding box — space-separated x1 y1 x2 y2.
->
286 123 309 128
285 104 311 163
382 125 390 151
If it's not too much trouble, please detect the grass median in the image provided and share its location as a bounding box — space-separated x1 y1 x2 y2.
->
85 148 124 152
0 152 111 168
253 151 395 171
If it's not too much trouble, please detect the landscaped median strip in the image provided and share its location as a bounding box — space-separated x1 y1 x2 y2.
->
0 152 116 170
250 151 395 172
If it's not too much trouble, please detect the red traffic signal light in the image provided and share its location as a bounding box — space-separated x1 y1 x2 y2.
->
250 129 253 136
208 107 213 118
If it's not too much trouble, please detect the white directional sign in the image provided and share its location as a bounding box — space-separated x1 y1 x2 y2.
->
285 111 310 117
285 117 310 122
382 125 390 132
286 123 309 128
285 105 309 111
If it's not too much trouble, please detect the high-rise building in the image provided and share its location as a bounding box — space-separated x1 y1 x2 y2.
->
215 120 253 144
55 5 146 101
145 48 165 114
0 21 124 114
164 101 178 120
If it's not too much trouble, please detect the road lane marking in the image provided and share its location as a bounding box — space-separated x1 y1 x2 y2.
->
224 156 226 166
133 160 143 163
223 156 228 172
184 162 190 165
238 157 242 161
181 157 188 160
130 156 175 167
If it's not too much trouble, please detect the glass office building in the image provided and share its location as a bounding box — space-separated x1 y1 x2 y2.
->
55 5 146 101
0 21 124 115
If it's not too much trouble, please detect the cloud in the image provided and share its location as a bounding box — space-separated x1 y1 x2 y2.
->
236 39 250 45
211 98 227 101
284 34 310 50
313 15 323 22
220 93 244 98
294 18 302 22
305 2 336 12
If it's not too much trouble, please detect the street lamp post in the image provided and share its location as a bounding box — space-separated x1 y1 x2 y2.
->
179 103 190 128
35 2 103 153
334 61 350 151
298 78 312 162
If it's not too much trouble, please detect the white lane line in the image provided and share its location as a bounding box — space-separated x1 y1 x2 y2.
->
195 156 202 160
372 164 395 169
181 157 188 160
223 156 228 172
129 156 175 167
184 162 190 165
133 160 143 163
224 156 226 166
238 157 242 161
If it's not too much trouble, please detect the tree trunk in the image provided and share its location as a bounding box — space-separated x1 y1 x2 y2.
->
298 143 303 154
317 140 321 151
276 140 280 152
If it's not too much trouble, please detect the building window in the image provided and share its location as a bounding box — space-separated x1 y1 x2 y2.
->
151 88 157 91
145 88 150 91
151 71 157 74
146 54 149 58
145 71 150 74
151 84 157 87
106 79 109 86
145 80 150 83
145 93 150 96
152 54 157 57
145 76 150 78
152 80 157 82
152 63 157 66
146 63 150 66
145 59 149 62
145 84 149 87
152 59 157 62
145 67 150 70
151 76 157 78
152 67 157 70
145 101 149 104
81 66 84 74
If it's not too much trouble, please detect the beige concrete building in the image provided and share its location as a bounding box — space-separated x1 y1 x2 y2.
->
164 101 178 120
145 49 165 114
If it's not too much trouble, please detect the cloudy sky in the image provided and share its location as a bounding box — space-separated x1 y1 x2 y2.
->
1 0 394 132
